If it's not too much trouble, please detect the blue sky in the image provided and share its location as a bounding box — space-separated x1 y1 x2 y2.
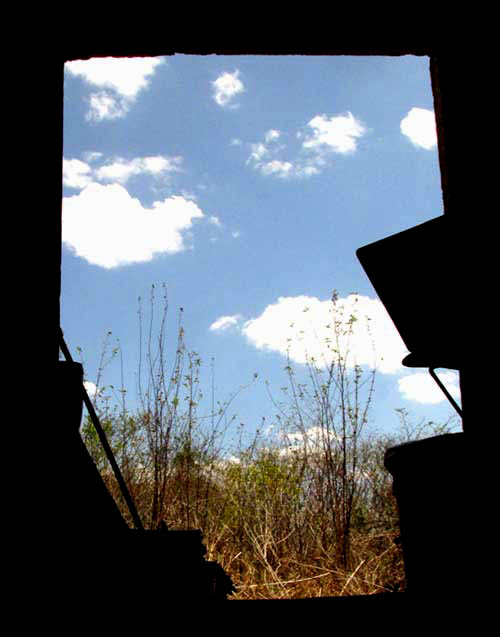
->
61 54 461 441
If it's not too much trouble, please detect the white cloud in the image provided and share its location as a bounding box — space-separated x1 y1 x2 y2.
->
281 425 337 454
302 112 366 155
209 315 243 331
246 113 366 179
246 137 297 178
95 158 137 182
87 92 130 121
398 371 460 404
248 142 268 164
83 381 98 398
212 70 244 106
83 151 103 163
209 294 461 407
95 155 182 183
264 129 281 143
209 215 222 227
260 160 294 178
63 154 182 189
400 107 437 150
63 158 93 189
65 56 164 121
224 455 241 465
141 155 180 174
241 294 408 374
62 183 204 268
299 164 321 177
65 56 163 99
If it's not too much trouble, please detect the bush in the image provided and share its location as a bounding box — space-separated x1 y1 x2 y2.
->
77 288 457 598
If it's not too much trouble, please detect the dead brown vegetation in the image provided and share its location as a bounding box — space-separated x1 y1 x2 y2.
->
80 286 456 599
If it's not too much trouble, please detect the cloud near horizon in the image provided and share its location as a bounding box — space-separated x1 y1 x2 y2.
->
398 371 460 405
210 294 460 406
83 381 98 398
65 57 164 121
241 294 407 374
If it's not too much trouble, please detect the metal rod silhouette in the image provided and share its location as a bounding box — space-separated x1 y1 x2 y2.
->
429 366 463 418
59 328 144 530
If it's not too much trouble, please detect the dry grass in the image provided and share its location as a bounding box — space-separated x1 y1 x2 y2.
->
102 438 407 600
82 292 458 600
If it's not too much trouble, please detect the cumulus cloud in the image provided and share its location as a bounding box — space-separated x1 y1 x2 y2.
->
398 371 460 405
246 131 299 179
63 158 94 189
281 425 338 454
400 107 437 150
240 294 407 374
212 70 244 107
260 160 294 178
264 129 281 143
65 57 163 98
247 129 285 171
246 113 366 179
65 56 164 121
302 112 366 155
83 381 99 398
87 92 130 121
209 315 243 331
63 154 182 189
62 183 204 268
248 142 269 164
211 294 464 406
95 155 182 184
211 293 460 406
